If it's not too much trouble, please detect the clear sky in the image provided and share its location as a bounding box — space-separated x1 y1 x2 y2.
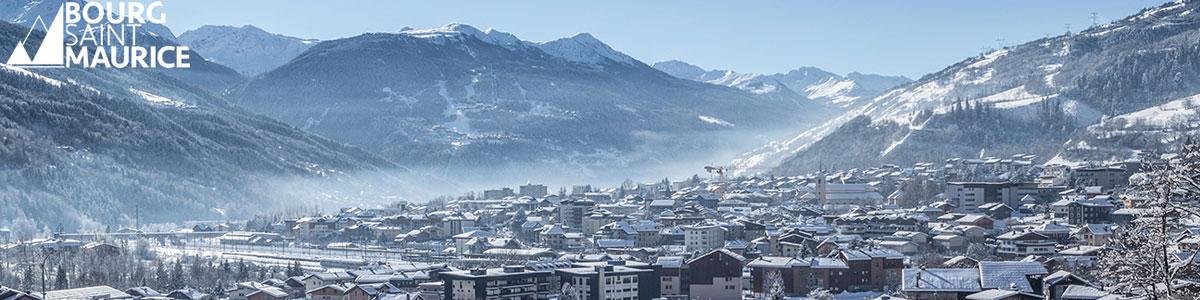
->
153 0 1164 79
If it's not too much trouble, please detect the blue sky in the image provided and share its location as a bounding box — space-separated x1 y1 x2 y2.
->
155 0 1163 78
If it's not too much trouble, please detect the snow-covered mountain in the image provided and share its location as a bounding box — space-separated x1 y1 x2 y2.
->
744 0 1200 175
228 23 827 182
178 25 320 76
534 33 639 67
0 21 443 231
652 60 791 95
652 60 911 106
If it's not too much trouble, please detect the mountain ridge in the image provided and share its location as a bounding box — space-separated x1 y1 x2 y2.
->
0 21 441 231
178 25 320 76
227 23 828 183
751 0 1200 175
651 60 911 106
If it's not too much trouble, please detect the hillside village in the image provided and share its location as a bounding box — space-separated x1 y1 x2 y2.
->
5 1 1200 300
2 148 1188 300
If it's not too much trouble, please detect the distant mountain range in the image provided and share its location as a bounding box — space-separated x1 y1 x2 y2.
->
178 25 320 77
740 0 1200 175
4 0 1196 229
225 24 832 182
652 60 911 108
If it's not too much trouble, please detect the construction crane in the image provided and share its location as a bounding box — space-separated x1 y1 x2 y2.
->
704 166 731 195
704 165 771 195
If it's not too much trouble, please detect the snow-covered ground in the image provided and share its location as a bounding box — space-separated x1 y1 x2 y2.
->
129 88 190 107
145 238 439 272
1111 92 1200 127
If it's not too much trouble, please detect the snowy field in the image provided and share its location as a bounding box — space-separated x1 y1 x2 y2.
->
142 238 438 272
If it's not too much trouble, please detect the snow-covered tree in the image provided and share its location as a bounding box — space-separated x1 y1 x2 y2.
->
21 266 34 291
1097 139 1200 299
896 175 939 208
170 259 185 289
54 266 68 290
764 269 785 300
806 288 834 300
559 283 579 300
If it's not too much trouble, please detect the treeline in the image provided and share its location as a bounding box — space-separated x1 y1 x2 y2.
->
0 240 290 295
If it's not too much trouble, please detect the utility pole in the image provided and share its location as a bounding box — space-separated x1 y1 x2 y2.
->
1065 23 1072 34
40 255 48 299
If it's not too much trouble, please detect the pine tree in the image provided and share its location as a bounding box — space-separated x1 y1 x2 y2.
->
22 266 34 291
287 261 304 277
213 280 227 297
170 259 185 289
236 259 249 281
189 256 204 285
54 266 68 290
154 261 169 289
764 269 785 300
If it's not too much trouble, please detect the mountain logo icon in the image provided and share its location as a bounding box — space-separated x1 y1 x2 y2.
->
7 4 65 68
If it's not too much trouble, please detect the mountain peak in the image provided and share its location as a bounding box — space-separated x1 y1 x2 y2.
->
565 32 599 42
178 24 319 76
399 23 523 47
534 32 637 68
651 60 707 79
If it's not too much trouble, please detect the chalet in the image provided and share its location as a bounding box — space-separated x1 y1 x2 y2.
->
124 287 160 298
933 234 968 250
1031 222 1072 244
346 283 402 300
1044 271 1100 300
977 203 1014 220
953 214 994 230
307 284 351 300
451 230 497 253
281 277 307 299
539 225 568 250
246 287 287 300
978 261 1048 294
1073 224 1119 246
303 272 354 291
597 220 661 247
228 282 272 300
166 288 210 300
996 231 1055 256
902 268 981 299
